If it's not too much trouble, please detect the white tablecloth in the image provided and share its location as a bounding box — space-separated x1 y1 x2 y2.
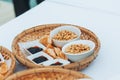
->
47 0 120 15
0 0 120 80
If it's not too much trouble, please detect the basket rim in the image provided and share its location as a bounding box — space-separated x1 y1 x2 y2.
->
12 23 101 70
6 68 91 80
0 46 16 79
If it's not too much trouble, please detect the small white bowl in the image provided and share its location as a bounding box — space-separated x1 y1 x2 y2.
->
50 26 81 47
62 40 95 62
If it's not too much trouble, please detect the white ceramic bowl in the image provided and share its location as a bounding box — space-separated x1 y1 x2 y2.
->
50 26 81 47
62 40 95 62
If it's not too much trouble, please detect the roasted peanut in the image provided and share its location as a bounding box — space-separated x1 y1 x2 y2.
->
65 44 90 54
53 30 77 41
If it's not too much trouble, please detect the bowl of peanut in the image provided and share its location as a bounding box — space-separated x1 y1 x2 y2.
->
62 40 95 62
50 26 81 47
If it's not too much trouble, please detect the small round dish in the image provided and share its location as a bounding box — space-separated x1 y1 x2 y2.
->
50 26 81 47
62 40 95 62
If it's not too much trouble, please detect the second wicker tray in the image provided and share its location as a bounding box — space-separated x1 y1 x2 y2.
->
6 68 91 80
12 24 100 71
0 46 16 80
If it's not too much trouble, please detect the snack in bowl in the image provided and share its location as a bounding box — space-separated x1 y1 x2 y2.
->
65 44 90 54
50 26 81 47
53 30 78 41
62 40 95 62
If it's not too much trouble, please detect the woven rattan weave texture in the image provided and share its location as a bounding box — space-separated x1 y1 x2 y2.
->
12 24 100 71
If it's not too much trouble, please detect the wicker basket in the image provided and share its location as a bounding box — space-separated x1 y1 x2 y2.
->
12 24 100 71
0 46 16 79
6 68 91 80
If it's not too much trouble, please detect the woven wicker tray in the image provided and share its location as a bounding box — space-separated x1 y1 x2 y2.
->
0 46 16 79
12 24 100 71
6 68 91 80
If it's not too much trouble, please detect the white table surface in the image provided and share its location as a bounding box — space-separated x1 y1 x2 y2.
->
0 0 120 80
47 0 120 15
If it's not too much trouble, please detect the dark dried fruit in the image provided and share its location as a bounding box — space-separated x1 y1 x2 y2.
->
27 46 43 54
51 62 63 66
32 56 48 64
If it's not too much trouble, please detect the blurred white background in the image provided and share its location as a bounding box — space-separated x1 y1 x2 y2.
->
47 0 120 16
0 0 15 26
0 0 120 25
0 0 37 26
